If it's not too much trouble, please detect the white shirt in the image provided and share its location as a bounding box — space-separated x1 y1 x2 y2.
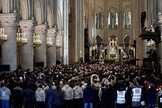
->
73 85 83 99
35 88 45 102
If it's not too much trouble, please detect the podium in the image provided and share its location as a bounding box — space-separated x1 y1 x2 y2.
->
142 58 154 69
142 58 161 75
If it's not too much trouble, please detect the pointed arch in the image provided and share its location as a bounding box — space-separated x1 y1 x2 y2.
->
123 35 130 45
96 35 102 45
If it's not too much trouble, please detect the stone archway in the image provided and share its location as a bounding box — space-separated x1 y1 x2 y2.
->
122 35 130 60
95 35 102 59
96 35 102 45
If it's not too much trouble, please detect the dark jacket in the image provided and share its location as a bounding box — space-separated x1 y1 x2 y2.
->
46 87 54 103
24 88 35 101
53 89 64 106
83 84 94 103
101 85 116 103
146 86 156 103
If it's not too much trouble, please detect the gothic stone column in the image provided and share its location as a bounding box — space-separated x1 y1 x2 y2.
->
63 0 69 64
35 25 47 67
19 20 34 70
47 28 56 67
0 13 17 71
158 14 162 74
75 0 84 63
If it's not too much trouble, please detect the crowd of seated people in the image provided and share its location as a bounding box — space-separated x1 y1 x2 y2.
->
0 63 162 108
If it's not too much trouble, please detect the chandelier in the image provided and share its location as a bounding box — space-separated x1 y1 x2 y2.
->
147 39 155 47
46 37 53 48
33 33 42 47
17 27 27 47
0 28 7 44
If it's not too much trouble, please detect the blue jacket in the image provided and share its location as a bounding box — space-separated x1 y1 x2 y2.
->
46 87 55 108
83 85 94 103
24 88 34 101
53 89 64 106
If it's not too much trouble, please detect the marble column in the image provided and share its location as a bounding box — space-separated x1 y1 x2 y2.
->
19 20 34 70
46 27 56 67
158 0 162 13
73 0 84 63
56 31 63 63
35 25 47 67
79 0 84 62
63 0 69 64
0 13 17 71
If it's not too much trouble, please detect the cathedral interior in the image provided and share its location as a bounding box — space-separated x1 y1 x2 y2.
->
0 0 161 73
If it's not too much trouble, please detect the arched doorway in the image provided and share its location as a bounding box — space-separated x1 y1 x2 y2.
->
95 35 103 59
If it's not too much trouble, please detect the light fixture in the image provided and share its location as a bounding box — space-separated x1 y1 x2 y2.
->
33 33 42 47
147 39 155 47
145 25 155 32
46 37 53 48
0 28 7 44
17 27 27 47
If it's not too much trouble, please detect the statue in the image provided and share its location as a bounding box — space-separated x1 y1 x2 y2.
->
99 43 104 63
141 11 146 31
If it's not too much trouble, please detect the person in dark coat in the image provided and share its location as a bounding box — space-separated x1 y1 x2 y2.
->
45 84 54 108
99 84 116 108
83 81 94 108
125 84 132 108
12 83 23 108
146 84 156 108
53 83 64 108
23 84 35 108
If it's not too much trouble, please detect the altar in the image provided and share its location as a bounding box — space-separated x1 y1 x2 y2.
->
90 35 136 64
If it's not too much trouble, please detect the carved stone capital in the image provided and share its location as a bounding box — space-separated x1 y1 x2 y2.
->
47 28 57 37
0 13 16 27
19 20 34 32
35 24 47 35
57 30 64 37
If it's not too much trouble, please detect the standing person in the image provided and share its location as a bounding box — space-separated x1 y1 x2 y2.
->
99 84 116 108
99 84 109 108
83 80 94 108
62 80 73 108
116 81 126 108
35 84 45 108
146 84 156 108
92 78 101 108
0 81 11 108
157 86 162 108
23 84 35 108
125 82 133 108
45 84 54 108
131 84 142 108
12 82 23 108
73 82 83 108
53 82 64 108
